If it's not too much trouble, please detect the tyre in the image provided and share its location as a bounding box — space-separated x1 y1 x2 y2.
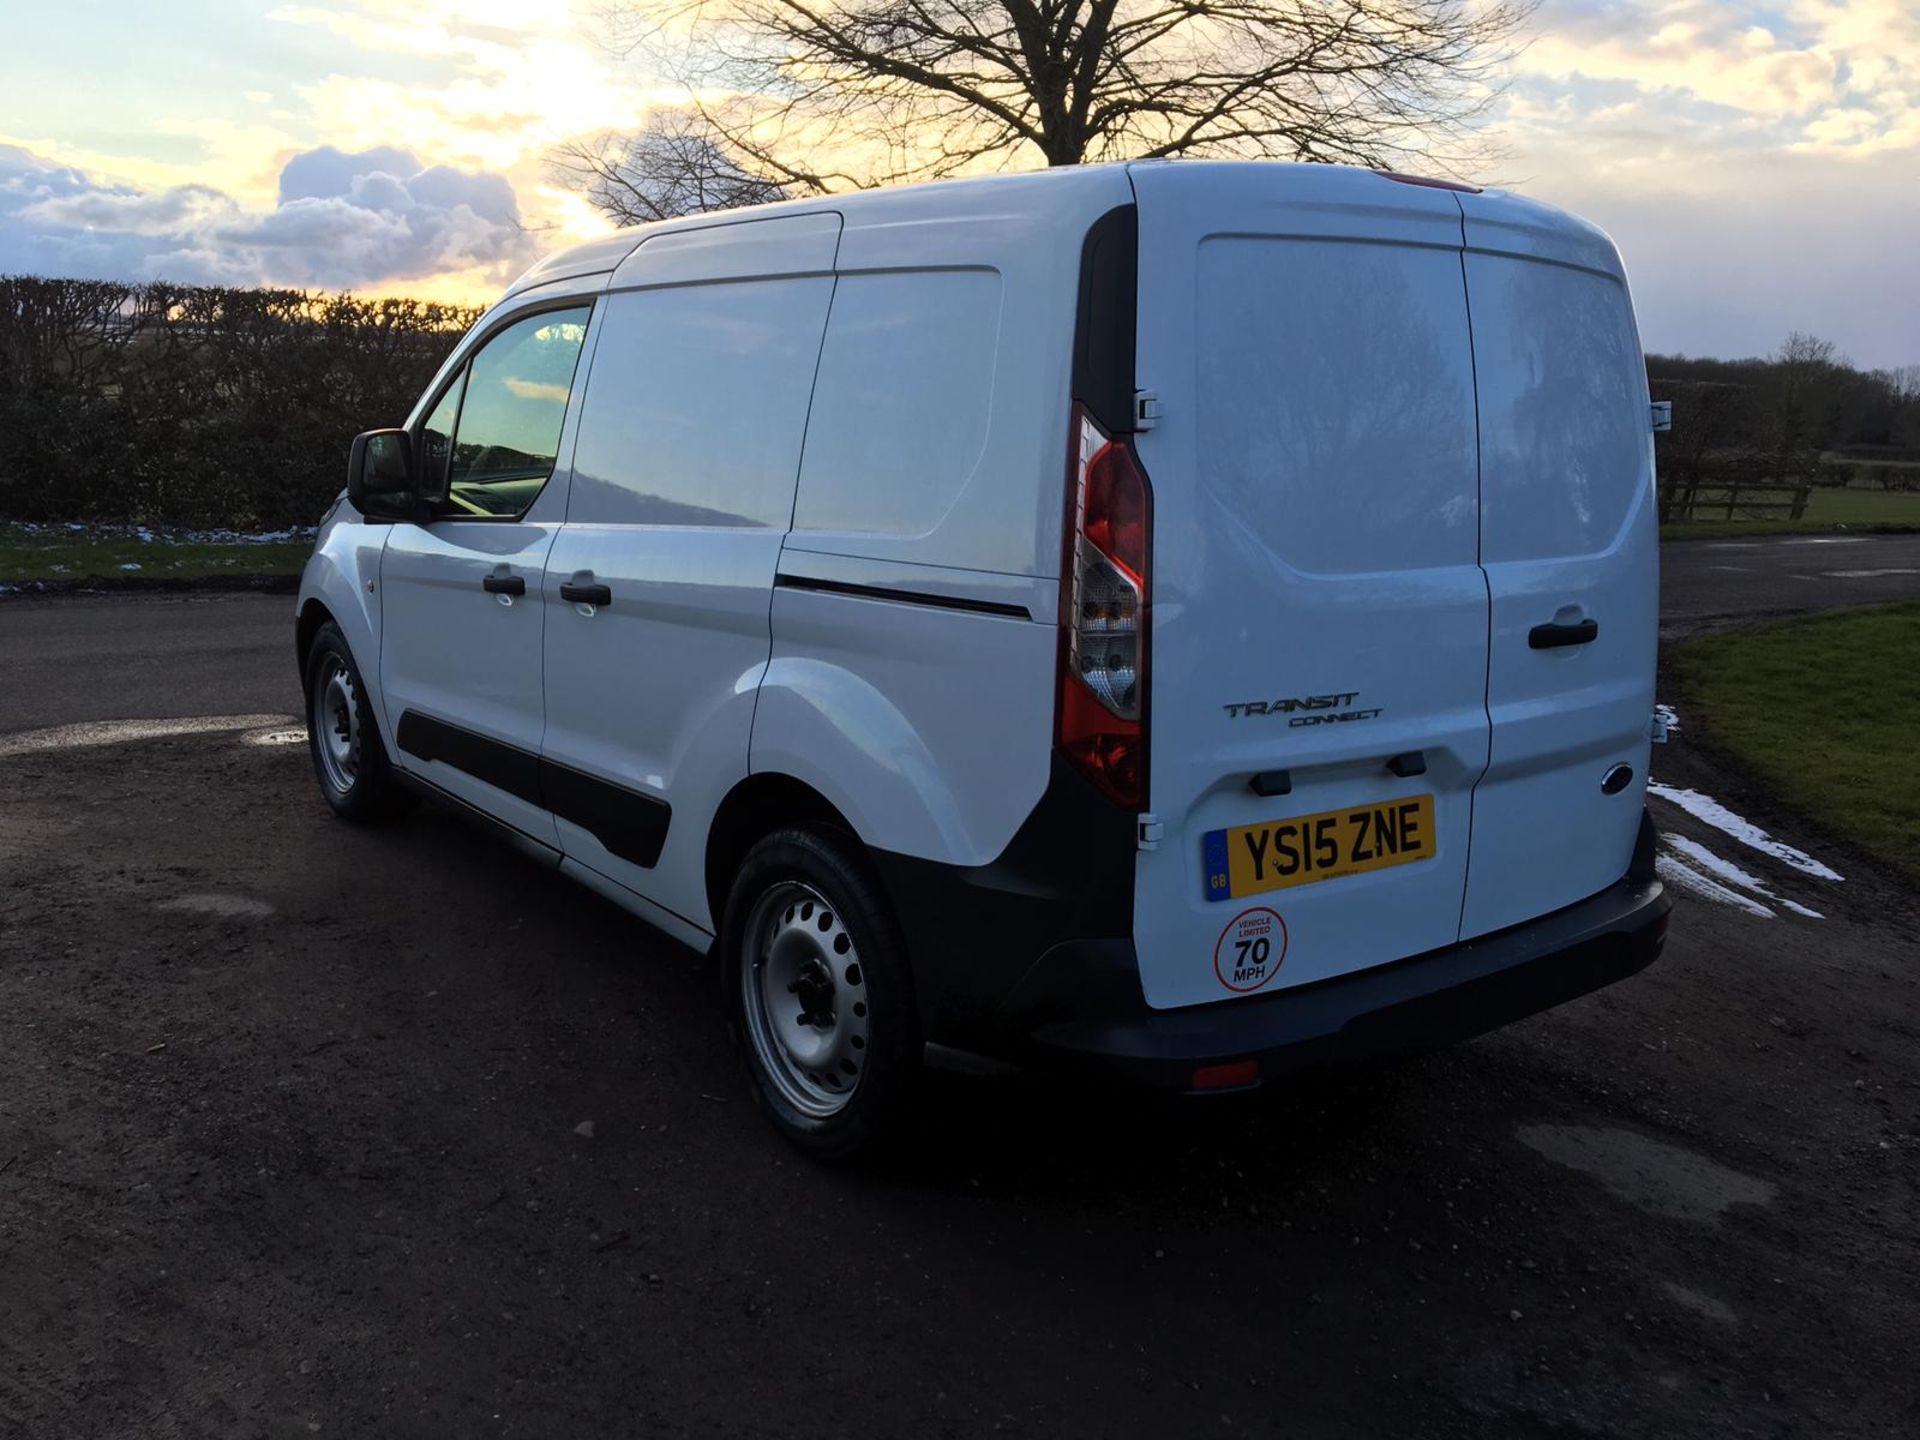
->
303 621 409 821
723 827 919 1159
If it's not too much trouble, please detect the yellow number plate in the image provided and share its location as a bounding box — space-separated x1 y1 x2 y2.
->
1202 795 1436 901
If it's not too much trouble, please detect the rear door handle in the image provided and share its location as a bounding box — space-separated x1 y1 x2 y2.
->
1529 619 1599 649
482 574 525 596
560 581 612 606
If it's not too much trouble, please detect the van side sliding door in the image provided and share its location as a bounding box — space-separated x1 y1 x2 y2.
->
537 214 843 934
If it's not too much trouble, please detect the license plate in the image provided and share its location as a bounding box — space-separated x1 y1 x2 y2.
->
1203 794 1436 901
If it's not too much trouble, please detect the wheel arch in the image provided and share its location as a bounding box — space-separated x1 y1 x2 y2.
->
705 772 861 934
295 597 335 675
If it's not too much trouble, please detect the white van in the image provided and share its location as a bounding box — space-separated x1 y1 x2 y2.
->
298 161 1670 1156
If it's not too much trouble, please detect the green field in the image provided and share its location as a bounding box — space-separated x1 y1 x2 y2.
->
0 526 311 585
1662 484 1920 540
1673 602 1920 876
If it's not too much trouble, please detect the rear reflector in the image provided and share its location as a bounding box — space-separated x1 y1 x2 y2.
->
1190 1060 1261 1092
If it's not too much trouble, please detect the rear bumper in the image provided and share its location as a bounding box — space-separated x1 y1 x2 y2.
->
991 870 1670 1091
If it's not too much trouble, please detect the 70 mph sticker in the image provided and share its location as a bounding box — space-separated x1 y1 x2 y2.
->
1213 906 1288 993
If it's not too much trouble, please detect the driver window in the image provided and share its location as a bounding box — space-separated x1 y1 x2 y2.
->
445 305 592 518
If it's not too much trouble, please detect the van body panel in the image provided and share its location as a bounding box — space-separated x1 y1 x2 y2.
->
1455 191 1658 938
1125 163 1490 1010
786 167 1134 581
754 593 1059 867
608 211 841 288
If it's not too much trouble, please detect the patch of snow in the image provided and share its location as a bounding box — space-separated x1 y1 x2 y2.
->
1647 783 1843 881
117 562 141 571
0 714 298 760
1663 835 1823 919
1654 703 1681 736
1656 853 1775 918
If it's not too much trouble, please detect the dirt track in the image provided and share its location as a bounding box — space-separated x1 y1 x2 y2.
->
1 686 1915 1436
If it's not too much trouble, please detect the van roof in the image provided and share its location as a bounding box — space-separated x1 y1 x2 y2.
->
504 161 1604 298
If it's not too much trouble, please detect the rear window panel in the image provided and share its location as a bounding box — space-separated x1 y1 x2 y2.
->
1196 237 1479 574
1465 255 1648 563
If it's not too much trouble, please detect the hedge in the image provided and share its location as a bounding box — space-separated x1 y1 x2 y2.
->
0 276 480 530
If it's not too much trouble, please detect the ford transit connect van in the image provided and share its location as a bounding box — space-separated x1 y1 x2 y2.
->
298 161 1670 1156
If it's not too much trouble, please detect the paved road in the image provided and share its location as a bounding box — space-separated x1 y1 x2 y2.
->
1659 530 1920 638
2 642 1914 1437
0 591 298 734
4 532 1918 735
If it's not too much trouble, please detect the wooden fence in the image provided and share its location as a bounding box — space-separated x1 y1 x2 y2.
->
1660 480 1811 524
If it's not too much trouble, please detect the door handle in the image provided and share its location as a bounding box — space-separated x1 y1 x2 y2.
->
482 574 526 596
1529 618 1599 650
560 581 612 607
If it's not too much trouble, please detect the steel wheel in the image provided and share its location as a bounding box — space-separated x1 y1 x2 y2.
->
310 654 361 797
740 881 871 1119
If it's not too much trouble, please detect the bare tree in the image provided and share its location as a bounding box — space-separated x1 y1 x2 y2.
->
550 109 795 223
560 0 1534 221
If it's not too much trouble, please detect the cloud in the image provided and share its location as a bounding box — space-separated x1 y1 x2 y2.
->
1486 1 1920 367
0 142 535 291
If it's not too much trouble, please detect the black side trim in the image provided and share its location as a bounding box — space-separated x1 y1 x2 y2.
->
397 711 541 807
540 756 671 868
774 572 1031 621
396 710 671 868
1072 204 1139 435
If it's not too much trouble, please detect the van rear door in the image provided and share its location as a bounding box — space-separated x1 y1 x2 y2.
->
1125 164 1489 1010
1456 192 1658 938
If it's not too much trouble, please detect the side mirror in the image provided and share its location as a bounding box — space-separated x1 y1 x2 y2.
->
347 429 417 521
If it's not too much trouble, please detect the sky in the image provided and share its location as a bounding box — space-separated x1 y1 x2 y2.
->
0 0 1915 367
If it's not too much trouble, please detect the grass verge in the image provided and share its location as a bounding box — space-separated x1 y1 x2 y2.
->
1662 485 1920 541
1673 601 1920 877
0 527 311 586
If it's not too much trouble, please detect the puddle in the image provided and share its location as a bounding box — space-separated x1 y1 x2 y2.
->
157 894 276 919
1646 783 1843 881
1517 1124 1776 1222
1661 1282 1738 1325
1663 835 1822 919
0 715 298 760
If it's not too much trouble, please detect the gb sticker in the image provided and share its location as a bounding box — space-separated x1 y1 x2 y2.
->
1213 906 1288 994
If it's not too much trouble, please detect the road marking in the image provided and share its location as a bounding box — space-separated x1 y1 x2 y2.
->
1708 565 1751 572
1780 536 1869 545
0 714 298 759
1648 782 1844 881
1821 567 1919 579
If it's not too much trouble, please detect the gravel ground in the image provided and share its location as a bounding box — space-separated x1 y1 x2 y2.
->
1 702 1915 1438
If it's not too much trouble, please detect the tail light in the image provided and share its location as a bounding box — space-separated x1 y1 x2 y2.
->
1059 404 1151 807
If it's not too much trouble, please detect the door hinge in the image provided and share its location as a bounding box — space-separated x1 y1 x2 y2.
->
1650 400 1672 433
1137 813 1164 850
1133 389 1162 431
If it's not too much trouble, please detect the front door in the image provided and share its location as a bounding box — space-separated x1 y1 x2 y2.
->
380 302 595 845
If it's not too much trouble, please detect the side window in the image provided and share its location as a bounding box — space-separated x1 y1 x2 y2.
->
790 270 1001 537
418 370 464 499
567 278 834 527
444 306 592 518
